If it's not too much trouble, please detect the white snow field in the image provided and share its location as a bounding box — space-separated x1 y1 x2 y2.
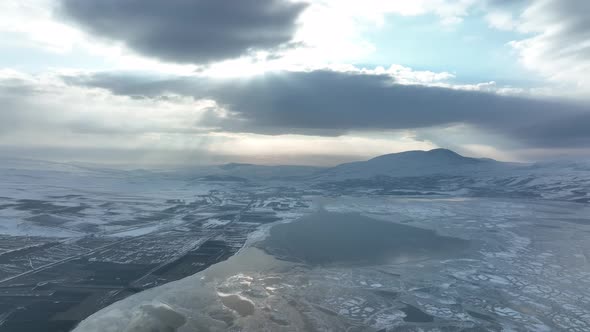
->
1 150 589 331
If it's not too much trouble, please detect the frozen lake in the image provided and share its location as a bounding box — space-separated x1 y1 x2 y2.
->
260 210 470 266
73 196 590 331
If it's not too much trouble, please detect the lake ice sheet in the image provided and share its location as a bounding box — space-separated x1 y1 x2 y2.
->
73 197 590 331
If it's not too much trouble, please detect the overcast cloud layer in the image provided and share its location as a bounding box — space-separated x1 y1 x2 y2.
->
1 0 590 164
64 70 590 148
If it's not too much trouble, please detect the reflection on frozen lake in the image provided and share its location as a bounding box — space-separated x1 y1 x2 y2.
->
74 197 590 332
260 211 469 266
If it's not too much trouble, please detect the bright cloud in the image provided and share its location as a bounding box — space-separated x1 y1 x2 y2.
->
0 0 589 164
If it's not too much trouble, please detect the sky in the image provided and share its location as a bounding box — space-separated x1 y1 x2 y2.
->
1 0 590 166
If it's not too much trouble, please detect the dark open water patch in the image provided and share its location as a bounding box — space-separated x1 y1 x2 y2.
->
27 214 70 226
14 199 87 215
467 310 496 323
401 304 434 323
259 211 470 266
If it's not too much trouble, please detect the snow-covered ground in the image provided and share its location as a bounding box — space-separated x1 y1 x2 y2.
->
73 197 590 332
1 152 589 331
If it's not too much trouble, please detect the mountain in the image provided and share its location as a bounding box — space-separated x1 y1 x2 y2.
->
297 149 590 204
312 148 512 181
6 149 587 204
179 149 508 182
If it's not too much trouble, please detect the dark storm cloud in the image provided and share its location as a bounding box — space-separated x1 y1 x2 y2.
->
66 70 590 147
513 112 590 148
59 0 307 64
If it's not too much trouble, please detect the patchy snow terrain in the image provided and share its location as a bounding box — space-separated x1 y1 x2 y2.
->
0 150 589 331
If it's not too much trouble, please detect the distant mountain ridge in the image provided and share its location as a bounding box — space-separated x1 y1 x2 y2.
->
201 149 589 203
312 148 510 181
369 148 481 163
167 148 519 183
1 148 589 203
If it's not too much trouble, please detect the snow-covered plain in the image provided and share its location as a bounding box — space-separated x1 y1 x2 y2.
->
74 197 590 332
1 150 590 331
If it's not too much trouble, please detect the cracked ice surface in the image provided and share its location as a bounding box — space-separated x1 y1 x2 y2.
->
74 197 590 331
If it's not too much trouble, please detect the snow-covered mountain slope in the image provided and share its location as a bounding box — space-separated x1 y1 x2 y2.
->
475 161 590 203
311 148 512 181
171 149 511 183
3 150 589 204
161 149 590 203
304 150 590 203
